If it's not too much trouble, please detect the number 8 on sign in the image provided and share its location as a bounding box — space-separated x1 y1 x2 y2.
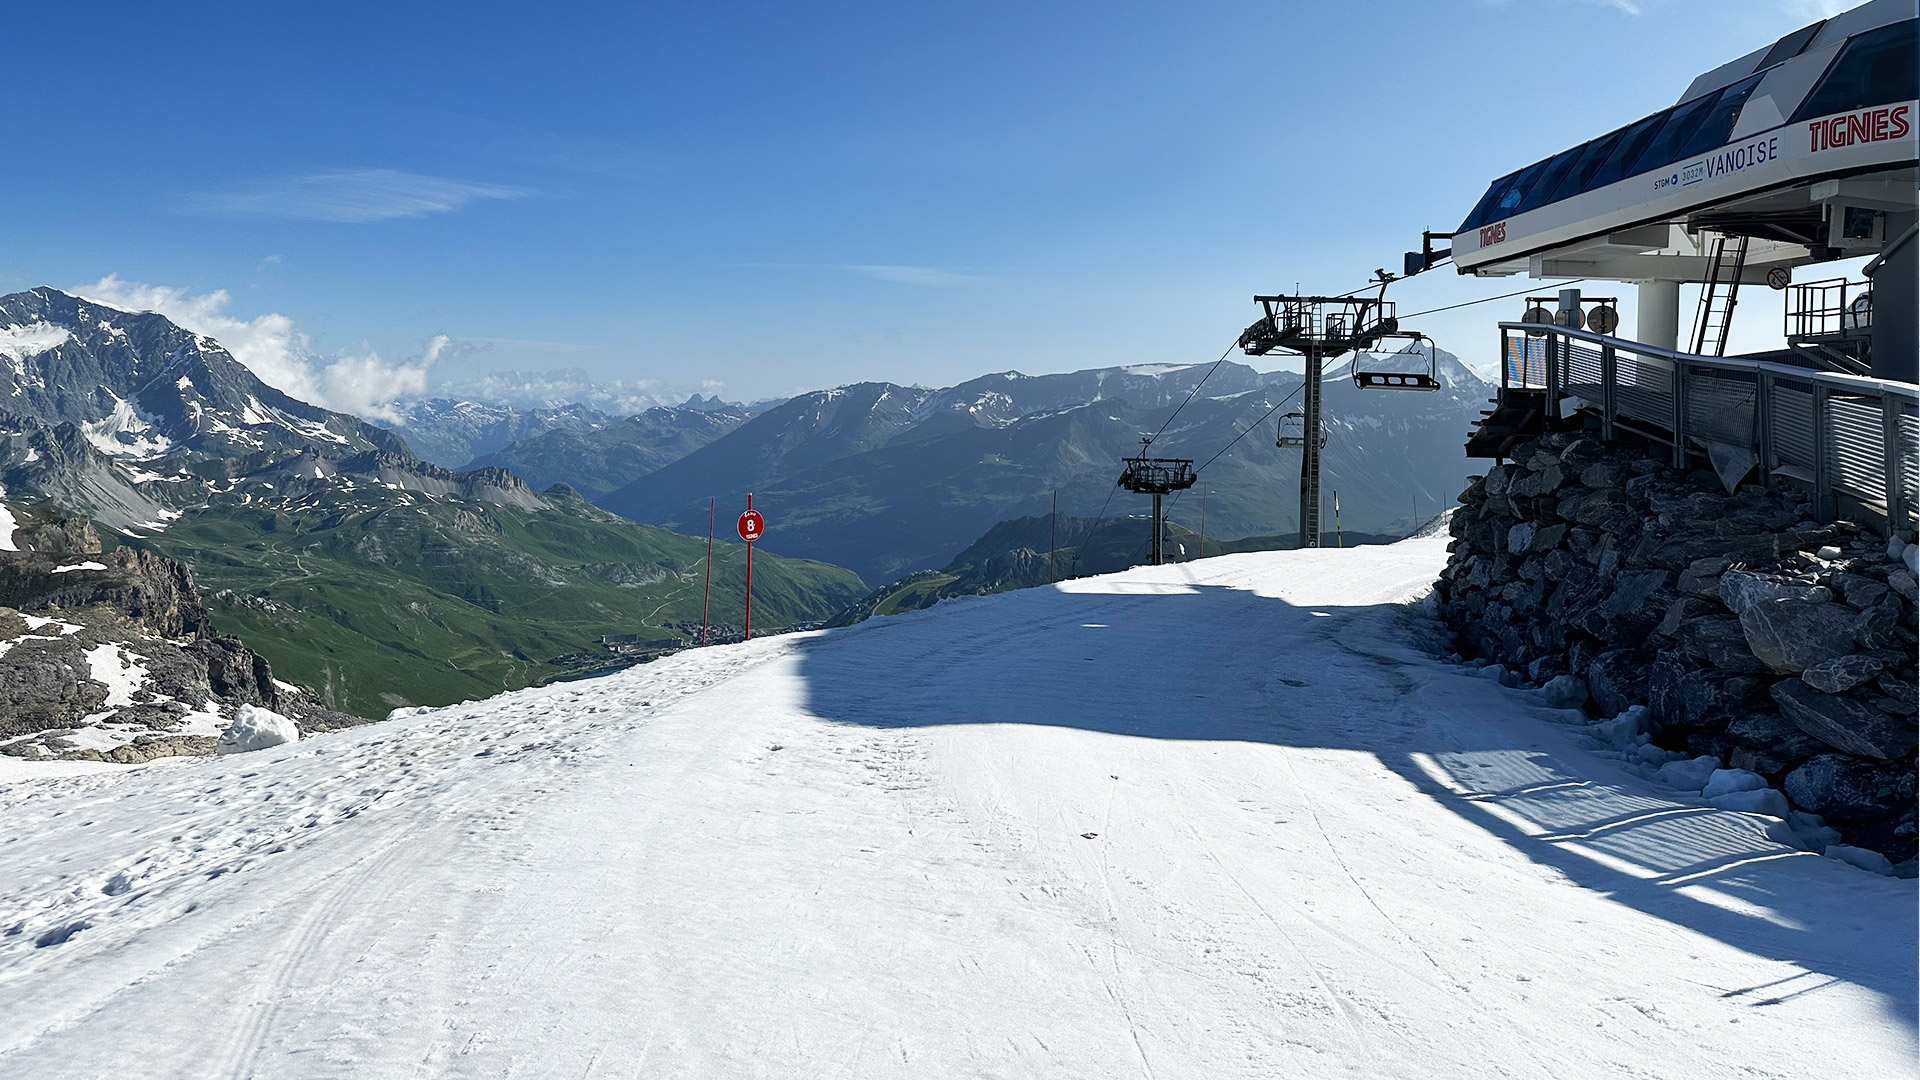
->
738 509 764 542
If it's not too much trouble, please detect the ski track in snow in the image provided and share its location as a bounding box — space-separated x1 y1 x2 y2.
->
0 538 1911 1078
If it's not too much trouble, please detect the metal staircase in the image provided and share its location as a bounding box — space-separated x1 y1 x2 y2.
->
1689 232 1749 356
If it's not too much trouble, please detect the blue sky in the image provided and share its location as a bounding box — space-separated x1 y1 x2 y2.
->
3 0 1859 409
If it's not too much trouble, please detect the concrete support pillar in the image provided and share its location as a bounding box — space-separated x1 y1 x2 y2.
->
1637 280 1681 353
1868 211 1916 383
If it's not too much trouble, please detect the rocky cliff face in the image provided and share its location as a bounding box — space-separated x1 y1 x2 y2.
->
1435 431 1917 867
0 508 358 763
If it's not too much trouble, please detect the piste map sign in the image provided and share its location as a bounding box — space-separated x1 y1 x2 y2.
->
738 509 764 543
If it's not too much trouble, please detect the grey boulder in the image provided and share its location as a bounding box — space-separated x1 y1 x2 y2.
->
1783 754 1913 823
1739 599 1856 673
1771 680 1917 760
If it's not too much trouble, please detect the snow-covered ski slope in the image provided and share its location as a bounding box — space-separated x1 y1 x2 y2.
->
0 538 1912 1079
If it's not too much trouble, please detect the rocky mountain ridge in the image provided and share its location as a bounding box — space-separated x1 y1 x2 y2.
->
0 506 356 762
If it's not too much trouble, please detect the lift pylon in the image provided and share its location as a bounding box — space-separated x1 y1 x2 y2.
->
1239 282 1422 548
1117 441 1196 566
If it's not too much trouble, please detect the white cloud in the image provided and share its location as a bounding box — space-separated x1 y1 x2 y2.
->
74 275 440 424
178 168 526 223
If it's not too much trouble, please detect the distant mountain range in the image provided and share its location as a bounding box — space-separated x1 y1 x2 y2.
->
0 289 864 726
463 404 752 501
581 353 1491 581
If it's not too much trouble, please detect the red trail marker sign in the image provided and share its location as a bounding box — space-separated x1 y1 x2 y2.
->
739 497 764 639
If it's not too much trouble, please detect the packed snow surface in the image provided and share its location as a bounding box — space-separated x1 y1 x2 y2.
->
0 539 1911 1079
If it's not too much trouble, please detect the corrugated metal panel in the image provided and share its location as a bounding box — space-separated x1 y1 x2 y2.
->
1687 373 1756 446
1829 395 1884 504
1900 405 1918 522
1772 386 1815 472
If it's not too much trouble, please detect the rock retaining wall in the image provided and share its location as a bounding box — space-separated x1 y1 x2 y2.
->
1434 430 1918 869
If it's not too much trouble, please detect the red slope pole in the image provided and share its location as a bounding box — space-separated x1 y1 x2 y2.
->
702 497 714 646
743 493 754 641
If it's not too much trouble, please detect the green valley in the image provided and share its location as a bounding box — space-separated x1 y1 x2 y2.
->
138 488 866 719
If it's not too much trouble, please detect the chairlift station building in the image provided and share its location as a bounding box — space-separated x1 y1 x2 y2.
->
1448 0 1915 380
1434 0 1916 533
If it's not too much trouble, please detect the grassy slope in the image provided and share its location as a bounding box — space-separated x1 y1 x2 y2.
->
872 574 959 616
140 492 865 718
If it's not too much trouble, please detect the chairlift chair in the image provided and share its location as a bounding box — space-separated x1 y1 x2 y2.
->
1350 332 1442 391
1275 410 1327 449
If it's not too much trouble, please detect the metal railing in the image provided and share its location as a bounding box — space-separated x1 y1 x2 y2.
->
1498 322 1918 530
1785 278 1873 340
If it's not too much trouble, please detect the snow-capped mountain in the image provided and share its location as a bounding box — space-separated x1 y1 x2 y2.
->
907 360 1281 432
386 398 612 469
0 288 411 530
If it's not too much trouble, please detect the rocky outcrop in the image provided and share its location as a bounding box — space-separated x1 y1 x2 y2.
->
0 508 359 763
1435 431 1918 866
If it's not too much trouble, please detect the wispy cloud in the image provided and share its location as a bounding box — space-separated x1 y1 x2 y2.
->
178 168 527 223
731 262 988 286
412 111 668 181
840 264 985 286
75 275 441 423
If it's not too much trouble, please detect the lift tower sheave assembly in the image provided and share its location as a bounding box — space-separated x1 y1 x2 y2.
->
1117 445 1196 566
1238 288 1433 547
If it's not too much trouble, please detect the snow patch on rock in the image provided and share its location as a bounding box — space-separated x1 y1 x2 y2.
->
83 643 148 707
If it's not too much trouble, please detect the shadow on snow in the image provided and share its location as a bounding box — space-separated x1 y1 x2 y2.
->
790 567 1917 1019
